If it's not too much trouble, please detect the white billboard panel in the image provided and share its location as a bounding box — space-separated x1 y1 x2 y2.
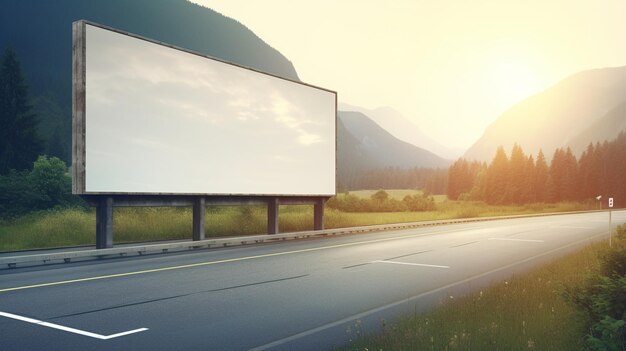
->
73 21 336 196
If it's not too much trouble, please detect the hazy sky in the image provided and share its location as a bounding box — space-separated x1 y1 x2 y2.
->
194 0 626 150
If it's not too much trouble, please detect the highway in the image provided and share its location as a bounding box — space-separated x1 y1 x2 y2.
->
1 210 624 350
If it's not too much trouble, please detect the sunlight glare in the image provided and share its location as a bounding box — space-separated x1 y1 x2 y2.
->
489 61 541 107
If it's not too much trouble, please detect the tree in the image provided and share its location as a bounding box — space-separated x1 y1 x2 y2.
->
506 143 527 204
534 150 549 202
371 189 389 202
484 146 509 204
0 156 83 219
0 47 43 174
447 159 470 200
520 155 536 204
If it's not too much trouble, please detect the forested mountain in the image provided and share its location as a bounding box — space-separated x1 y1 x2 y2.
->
337 111 450 189
1 0 299 164
338 102 462 159
464 66 626 162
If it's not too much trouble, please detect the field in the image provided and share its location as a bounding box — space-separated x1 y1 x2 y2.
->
0 190 594 251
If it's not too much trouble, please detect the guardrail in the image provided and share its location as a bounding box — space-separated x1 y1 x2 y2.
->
0 210 605 268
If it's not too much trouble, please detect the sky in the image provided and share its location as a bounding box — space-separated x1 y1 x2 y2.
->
193 0 626 151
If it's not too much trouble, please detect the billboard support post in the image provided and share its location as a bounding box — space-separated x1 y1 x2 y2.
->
193 197 206 241
268 198 279 235
96 196 113 249
314 198 325 231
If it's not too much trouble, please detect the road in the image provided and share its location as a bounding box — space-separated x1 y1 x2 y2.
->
1 210 624 350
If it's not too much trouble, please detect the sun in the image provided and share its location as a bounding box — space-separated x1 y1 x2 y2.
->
488 60 541 107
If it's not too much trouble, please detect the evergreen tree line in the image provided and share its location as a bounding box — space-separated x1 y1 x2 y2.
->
0 47 44 174
339 167 447 194
447 132 626 208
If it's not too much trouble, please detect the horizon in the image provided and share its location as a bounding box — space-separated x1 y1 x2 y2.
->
195 0 626 152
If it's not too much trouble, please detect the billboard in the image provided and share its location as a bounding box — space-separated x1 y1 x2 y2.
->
73 21 336 196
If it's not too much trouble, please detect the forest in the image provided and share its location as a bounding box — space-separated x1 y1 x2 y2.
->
447 132 626 208
338 167 447 194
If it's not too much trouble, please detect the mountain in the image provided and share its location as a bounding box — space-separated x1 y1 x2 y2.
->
338 111 451 175
567 100 626 154
1 0 299 163
464 66 626 162
338 102 463 159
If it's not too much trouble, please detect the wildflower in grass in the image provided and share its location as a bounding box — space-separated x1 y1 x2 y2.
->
527 339 536 348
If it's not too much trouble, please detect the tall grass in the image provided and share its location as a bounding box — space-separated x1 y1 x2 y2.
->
341 241 604 350
0 200 596 251
0 209 95 250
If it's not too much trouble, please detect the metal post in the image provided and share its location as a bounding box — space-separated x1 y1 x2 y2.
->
96 196 113 249
314 198 325 231
609 210 612 247
193 197 206 241
268 197 279 234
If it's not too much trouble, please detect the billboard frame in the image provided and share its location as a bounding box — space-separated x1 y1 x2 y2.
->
72 20 336 248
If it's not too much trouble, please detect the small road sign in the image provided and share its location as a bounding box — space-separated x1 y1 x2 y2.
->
609 197 614 208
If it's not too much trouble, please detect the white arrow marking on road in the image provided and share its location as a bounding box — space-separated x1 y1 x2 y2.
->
0 311 148 340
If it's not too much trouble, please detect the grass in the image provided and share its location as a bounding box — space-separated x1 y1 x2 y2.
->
339 241 605 351
0 196 595 251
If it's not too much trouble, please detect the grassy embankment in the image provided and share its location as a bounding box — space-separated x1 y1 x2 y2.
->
0 189 594 251
340 239 607 350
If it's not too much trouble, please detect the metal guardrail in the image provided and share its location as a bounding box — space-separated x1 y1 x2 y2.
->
0 210 604 268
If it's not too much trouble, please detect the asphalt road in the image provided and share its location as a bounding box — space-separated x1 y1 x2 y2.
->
1 210 624 351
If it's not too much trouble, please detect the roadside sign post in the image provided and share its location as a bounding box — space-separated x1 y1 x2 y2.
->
608 197 614 247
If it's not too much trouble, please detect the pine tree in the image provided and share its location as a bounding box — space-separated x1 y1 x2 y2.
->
447 159 471 200
534 150 549 202
485 146 509 204
506 143 527 204
520 154 536 204
562 148 578 201
0 47 43 174
577 143 596 201
548 148 565 202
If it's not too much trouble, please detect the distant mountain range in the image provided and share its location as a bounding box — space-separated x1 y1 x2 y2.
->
338 103 463 159
338 111 451 173
465 66 626 161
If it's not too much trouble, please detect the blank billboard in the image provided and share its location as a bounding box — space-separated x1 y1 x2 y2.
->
73 21 336 196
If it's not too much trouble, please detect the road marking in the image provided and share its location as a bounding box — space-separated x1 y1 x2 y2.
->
450 241 479 248
488 238 544 243
0 228 463 293
373 260 450 269
550 226 594 229
0 311 148 340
